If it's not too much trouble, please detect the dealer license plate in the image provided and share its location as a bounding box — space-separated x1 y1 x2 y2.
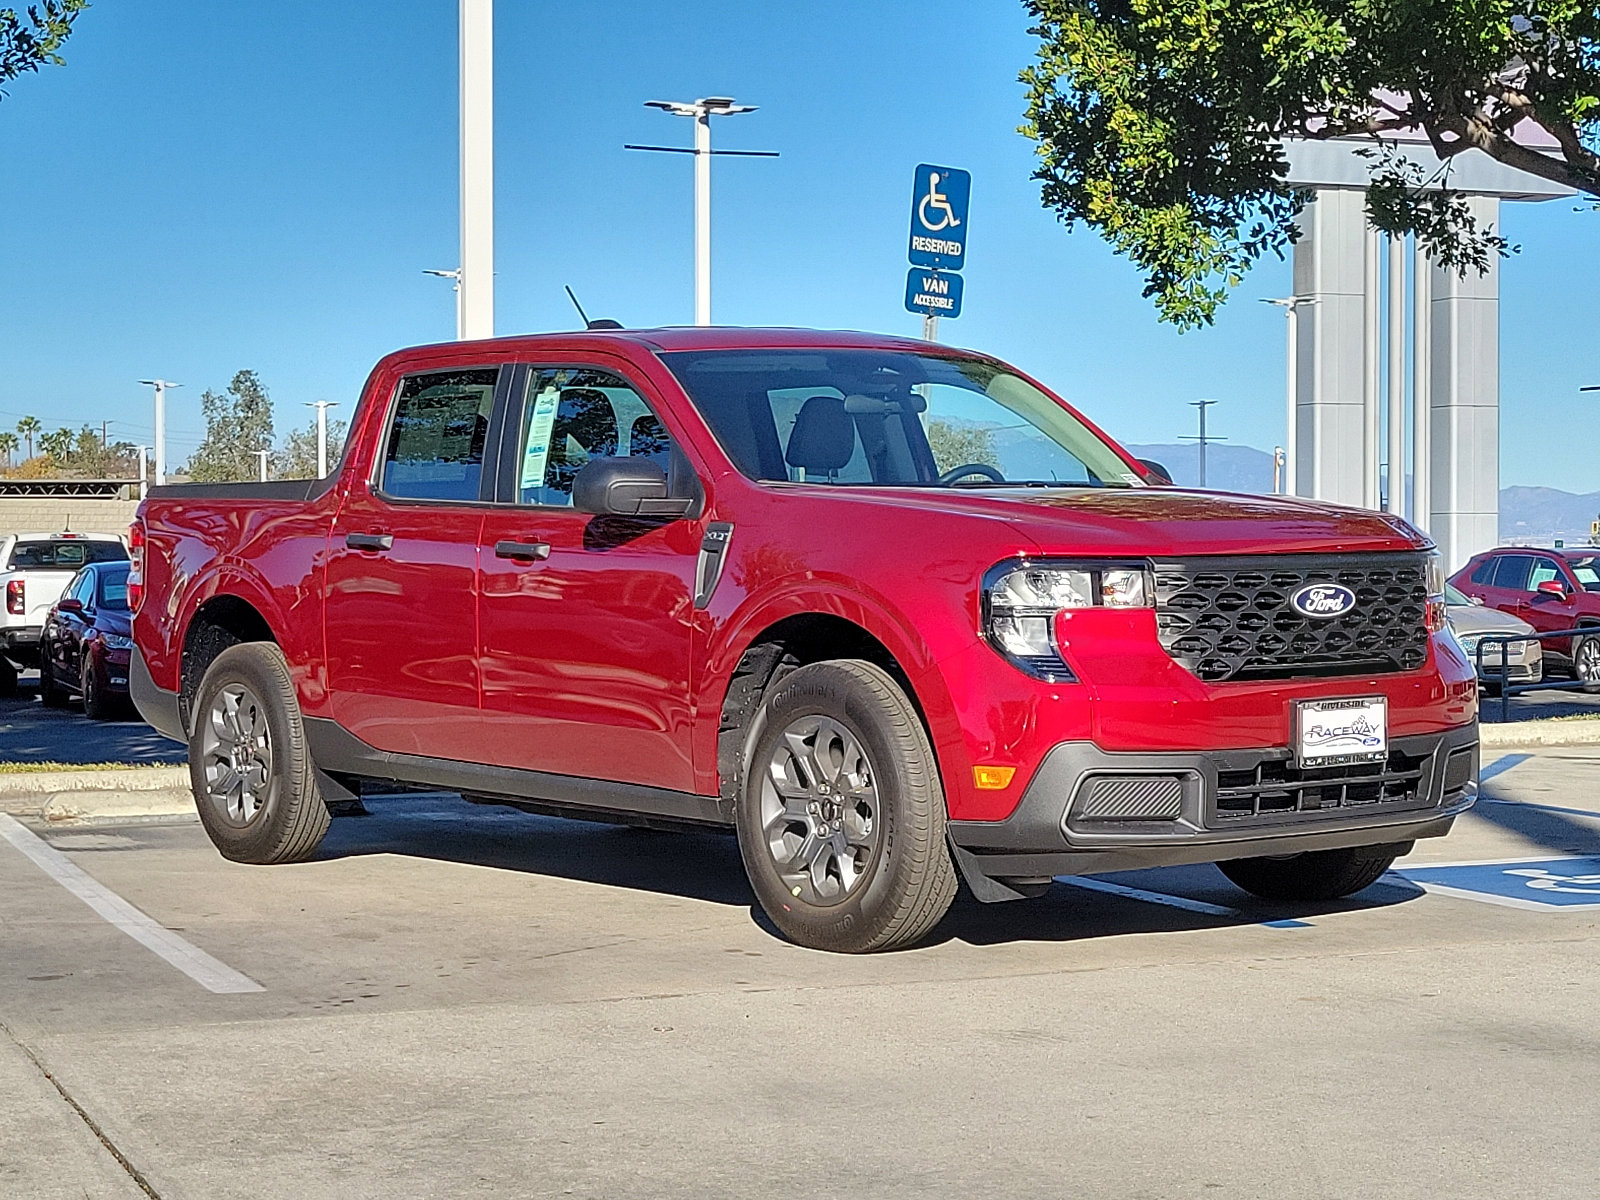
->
1296 697 1388 767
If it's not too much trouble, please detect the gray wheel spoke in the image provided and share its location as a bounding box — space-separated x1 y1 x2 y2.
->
199 682 274 830
758 711 882 908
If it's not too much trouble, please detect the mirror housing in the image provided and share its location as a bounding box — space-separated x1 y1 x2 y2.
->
1138 458 1174 486
1536 579 1568 599
573 457 695 519
57 597 84 614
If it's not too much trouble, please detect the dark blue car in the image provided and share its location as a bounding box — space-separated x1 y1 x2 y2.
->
40 561 134 719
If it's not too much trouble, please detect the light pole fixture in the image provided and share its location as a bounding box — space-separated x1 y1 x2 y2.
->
1261 297 1317 496
1181 398 1226 489
137 379 181 486
423 269 465 340
305 400 340 477
254 448 271 483
627 97 777 326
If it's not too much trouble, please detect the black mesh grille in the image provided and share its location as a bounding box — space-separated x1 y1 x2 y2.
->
1153 553 1430 683
1212 747 1431 824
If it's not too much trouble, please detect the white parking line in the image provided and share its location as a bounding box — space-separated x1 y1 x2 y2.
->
1057 874 1242 917
0 814 263 994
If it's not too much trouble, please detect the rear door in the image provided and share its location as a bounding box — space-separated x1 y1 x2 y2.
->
473 363 701 790
324 365 507 758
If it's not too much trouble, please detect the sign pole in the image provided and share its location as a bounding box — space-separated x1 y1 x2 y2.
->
922 315 938 341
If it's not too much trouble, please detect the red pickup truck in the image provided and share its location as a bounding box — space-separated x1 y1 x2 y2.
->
130 328 1479 952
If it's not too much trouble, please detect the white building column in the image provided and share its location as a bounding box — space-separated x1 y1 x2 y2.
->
1291 188 1370 504
1428 195 1501 572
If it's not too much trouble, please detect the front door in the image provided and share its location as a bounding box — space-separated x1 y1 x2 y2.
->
324 366 502 759
474 364 700 792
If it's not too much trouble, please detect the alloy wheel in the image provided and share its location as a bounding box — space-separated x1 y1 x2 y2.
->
759 714 882 906
199 683 274 826
1577 637 1600 684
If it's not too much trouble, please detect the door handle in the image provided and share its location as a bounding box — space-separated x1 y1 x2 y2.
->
345 533 394 552
494 539 551 562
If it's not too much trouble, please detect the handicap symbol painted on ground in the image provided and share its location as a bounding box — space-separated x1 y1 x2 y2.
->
1395 856 1600 910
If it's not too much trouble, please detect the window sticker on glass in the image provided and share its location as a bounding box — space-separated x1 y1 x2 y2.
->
521 385 561 491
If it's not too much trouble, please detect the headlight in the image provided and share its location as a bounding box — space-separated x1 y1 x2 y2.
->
1424 551 1447 633
102 633 135 651
983 560 1151 680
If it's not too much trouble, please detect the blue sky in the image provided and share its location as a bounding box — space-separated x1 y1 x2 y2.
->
1 1 1596 490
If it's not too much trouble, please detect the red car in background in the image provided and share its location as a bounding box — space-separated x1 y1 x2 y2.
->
1450 548 1600 685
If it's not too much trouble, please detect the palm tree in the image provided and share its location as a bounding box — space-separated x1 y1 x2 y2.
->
39 428 74 464
16 416 41 460
0 431 16 468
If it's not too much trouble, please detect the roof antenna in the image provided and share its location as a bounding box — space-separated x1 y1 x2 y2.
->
565 285 624 331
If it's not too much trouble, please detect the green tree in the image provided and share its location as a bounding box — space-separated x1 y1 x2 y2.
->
39 426 73 464
187 370 276 482
1021 1 1600 327
0 430 16 467
1 2 88 101
277 415 348 479
15 414 40 459
925 419 1001 476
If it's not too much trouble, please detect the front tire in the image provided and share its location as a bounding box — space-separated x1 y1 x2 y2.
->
81 655 116 720
735 659 957 953
1216 844 1404 902
188 642 330 864
1573 633 1600 691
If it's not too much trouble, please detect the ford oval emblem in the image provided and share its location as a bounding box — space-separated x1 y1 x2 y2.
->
1291 583 1357 619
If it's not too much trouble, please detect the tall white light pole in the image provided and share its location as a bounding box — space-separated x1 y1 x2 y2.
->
306 400 339 477
423 269 464 340
1386 236 1406 515
138 379 180 486
1261 297 1315 496
458 0 494 339
630 98 774 326
254 448 271 482
136 444 148 499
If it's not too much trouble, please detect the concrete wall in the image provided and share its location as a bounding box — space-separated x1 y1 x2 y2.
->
0 498 139 540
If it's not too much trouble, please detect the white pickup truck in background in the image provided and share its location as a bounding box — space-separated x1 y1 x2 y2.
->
1 531 129 695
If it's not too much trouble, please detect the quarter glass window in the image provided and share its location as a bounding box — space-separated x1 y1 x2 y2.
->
381 368 499 502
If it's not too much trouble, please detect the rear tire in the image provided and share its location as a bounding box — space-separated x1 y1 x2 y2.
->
39 661 69 708
735 659 957 953
81 656 116 721
187 642 330 864
1216 844 1404 902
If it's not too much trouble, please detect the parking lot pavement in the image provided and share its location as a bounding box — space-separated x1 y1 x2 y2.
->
2 750 1598 1199
1479 682 1600 722
0 673 185 765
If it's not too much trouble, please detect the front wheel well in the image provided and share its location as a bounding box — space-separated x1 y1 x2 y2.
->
716 614 930 808
179 595 277 729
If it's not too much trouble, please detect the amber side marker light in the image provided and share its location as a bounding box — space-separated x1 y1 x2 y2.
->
973 765 1017 791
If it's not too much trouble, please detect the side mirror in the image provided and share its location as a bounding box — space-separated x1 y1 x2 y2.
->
1138 458 1173 486
1470 595 1484 606
573 457 695 519
1536 579 1568 599
57 597 84 614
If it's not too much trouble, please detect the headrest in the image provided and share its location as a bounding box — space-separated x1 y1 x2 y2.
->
784 395 855 473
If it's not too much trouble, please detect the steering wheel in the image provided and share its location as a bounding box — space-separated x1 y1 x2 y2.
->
938 462 1006 485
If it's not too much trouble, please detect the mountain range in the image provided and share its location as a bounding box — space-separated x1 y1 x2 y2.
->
1125 444 1600 545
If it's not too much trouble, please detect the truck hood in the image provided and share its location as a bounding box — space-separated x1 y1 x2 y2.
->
846 485 1427 557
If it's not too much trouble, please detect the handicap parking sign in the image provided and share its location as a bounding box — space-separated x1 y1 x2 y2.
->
1396 856 1600 910
905 268 963 319
908 164 970 270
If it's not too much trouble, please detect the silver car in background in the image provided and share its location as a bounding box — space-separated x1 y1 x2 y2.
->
1446 582 1543 691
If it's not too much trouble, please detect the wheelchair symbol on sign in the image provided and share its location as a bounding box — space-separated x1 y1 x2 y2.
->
1504 867 1600 895
918 172 961 233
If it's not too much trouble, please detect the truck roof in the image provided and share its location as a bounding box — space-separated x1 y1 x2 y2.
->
375 326 974 371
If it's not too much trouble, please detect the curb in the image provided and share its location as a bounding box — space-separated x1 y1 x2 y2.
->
0 766 193 822
1480 719 1600 748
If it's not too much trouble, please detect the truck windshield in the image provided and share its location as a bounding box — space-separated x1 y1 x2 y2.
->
660 349 1143 489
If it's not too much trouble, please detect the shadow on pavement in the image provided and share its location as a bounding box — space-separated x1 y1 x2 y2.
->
0 675 186 766
317 794 1425 946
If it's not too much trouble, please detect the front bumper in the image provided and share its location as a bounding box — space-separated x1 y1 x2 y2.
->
948 723 1477 882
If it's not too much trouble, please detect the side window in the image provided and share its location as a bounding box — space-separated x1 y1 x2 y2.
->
1492 555 1533 591
73 571 96 606
1469 557 1496 586
515 367 673 506
380 368 499 502
1527 558 1564 592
